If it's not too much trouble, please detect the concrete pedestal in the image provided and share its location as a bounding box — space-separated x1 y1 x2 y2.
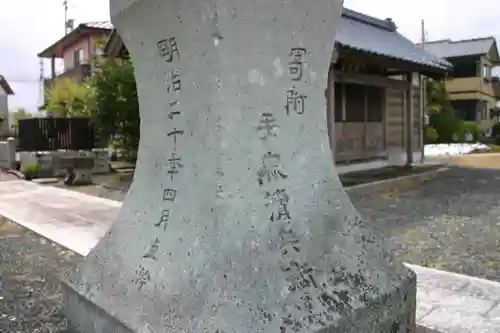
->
63 0 417 332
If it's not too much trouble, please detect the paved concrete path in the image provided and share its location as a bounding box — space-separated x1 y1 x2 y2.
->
1 180 500 333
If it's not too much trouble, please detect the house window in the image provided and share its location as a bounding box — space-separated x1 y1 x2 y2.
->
74 48 85 66
483 65 491 80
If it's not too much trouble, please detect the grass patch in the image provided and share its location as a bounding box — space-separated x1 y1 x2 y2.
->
340 165 438 187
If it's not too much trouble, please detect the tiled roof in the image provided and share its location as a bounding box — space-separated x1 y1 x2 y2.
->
101 9 451 72
80 21 114 30
419 37 496 59
336 8 451 71
0 75 14 95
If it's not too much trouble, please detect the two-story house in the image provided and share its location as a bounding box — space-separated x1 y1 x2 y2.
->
422 37 500 128
37 21 113 99
0 75 14 134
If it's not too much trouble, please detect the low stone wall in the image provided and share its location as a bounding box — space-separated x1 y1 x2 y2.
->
20 150 109 176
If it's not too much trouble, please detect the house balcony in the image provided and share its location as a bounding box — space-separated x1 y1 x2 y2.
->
43 63 92 91
445 77 481 94
446 76 500 100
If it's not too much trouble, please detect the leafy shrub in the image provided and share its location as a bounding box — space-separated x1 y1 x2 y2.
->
460 121 481 141
425 126 438 143
429 110 463 143
491 123 500 138
20 163 40 173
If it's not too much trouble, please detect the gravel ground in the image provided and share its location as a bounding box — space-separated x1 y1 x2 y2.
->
1 166 499 331
0 218 81 333
349 166 500 281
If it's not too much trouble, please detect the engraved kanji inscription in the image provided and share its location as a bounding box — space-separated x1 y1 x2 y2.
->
157 37 180 62
163 189 177 201
167 152 184 180
167 128 184 146
165 68 181 93
154 209 170 230
265 188 291 222
143 237 160 260
168 100 181 119
285 88 307 115
289 47 306 81
257 152 288 186
132 265 151 291
257 112 278 140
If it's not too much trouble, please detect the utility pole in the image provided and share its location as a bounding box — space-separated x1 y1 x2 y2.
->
63 0 69 34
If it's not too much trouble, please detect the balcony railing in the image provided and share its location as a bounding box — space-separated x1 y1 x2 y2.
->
43 63 92 91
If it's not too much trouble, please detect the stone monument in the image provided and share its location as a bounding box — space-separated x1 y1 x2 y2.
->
63 0 417 332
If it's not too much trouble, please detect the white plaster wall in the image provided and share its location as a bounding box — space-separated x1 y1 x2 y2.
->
0 138 16 169
0 86 9 134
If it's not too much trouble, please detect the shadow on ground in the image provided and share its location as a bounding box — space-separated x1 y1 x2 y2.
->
349 166 500 280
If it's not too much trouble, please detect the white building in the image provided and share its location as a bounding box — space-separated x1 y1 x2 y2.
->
0 75 14 134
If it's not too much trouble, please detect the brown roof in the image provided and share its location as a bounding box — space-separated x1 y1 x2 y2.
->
37 22 112 58
0 76 14 95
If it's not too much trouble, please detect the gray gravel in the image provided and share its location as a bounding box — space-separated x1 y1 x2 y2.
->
1 166 499 331
349 166 500 281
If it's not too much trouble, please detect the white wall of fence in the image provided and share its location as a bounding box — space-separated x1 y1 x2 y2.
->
0 138 17 169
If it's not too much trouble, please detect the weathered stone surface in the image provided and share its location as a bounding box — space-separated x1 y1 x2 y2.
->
64 0 416 332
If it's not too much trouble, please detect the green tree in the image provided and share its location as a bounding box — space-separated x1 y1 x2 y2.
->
426 79 463 143
10 107 33 127
45 78 93 117
88 58 139 160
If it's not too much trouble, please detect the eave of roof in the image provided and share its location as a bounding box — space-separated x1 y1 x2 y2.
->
336 9 452 73
0 76 14 95
419 37 497 60
38 24 112 58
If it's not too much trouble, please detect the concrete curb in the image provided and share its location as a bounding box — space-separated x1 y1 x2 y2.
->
2 168 25 179
345 166 449 195
101 183 129 193
98 166 450 194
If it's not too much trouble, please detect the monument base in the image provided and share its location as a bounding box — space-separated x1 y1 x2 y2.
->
62 268 417 333
62 280 134 333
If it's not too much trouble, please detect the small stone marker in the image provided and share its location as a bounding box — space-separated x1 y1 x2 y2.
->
63 0 417 333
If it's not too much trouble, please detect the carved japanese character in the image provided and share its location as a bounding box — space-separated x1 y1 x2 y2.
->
265 188 291 222
163 189 177 201
154 209 170 230
289 48 307 81
157 37 180 62
165 68 181 93
167 152 183 180
257 112 278 140
285 88 307 115
167 128 184 146
143 237 160 260
257 152 288 185
132 265 151 291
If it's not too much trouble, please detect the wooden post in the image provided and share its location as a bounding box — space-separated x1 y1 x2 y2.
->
406 72 414 166
328 48 339 162
51 56 56 78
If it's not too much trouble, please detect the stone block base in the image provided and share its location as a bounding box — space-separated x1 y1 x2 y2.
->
64 168 93 186
62 280 134 333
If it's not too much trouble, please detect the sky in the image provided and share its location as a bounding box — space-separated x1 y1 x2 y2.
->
1 0 500 114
